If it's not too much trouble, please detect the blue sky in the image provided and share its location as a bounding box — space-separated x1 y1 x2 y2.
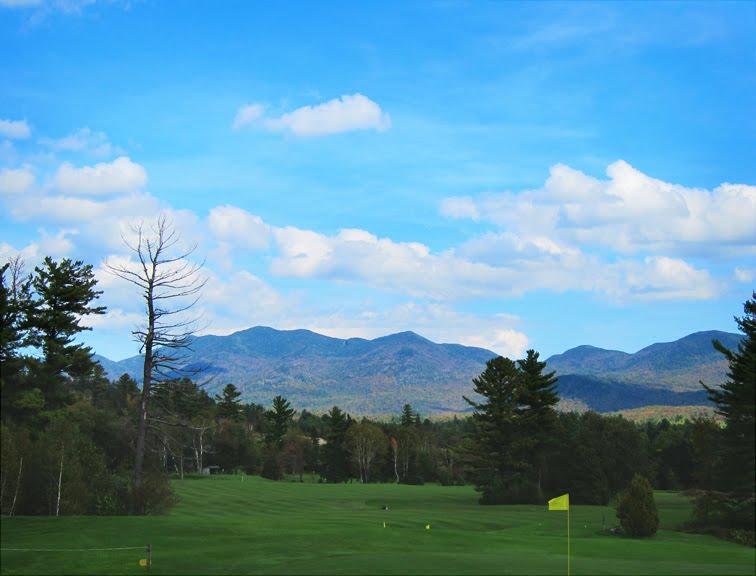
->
1 0 754 361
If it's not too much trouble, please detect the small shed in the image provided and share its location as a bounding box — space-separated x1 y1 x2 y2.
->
201 465 222 475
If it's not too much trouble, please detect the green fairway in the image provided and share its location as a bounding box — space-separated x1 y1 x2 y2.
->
1 477 754 575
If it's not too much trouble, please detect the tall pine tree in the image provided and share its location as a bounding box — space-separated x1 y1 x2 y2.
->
463 356 526 503
464 351 561 504
266 395 296 448
517 349 559 491
701 292 755 494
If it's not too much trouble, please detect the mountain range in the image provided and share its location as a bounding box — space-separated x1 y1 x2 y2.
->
94 327 741 416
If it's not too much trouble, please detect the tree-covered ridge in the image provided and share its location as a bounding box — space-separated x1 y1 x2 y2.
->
93 326 741 416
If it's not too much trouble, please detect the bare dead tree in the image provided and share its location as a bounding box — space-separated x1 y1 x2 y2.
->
105 215 207 489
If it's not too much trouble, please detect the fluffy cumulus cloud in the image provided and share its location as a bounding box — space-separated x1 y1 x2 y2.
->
601 257 719 301
233 94 390 136
445 160 756 257
271 223 585 299
202 205 719 303
53 156 147 195
0 119 31 139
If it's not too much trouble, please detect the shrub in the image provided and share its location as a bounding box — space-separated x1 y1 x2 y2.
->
688 491 756 546
615 473 659 537
130 471 176 515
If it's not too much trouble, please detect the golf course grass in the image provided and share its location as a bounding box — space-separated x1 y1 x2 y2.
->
1 475 754 575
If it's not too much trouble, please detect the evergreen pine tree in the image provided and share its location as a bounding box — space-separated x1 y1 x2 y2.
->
400 403 416 427
322 406 351 482
517 349 559 490
266 395 296 448
463 356 526 503
701 292 756 494
27 257 106 407
215 384 243 421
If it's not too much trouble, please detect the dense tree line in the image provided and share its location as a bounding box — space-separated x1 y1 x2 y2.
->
2 253 752 545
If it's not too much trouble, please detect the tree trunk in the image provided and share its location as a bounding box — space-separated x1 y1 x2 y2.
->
9 456 22 516
134 351 152 488
134 286 155 489
198 427 204 472
55 443 64 517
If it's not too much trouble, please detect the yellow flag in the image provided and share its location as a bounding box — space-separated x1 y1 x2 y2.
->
548 493 569 511
139 559 147 568
425 524 430 530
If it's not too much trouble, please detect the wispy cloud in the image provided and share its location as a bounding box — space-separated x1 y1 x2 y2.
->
231 104 266 131
40 127 120 157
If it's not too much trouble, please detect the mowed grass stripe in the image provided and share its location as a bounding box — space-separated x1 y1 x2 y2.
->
2 476 754 575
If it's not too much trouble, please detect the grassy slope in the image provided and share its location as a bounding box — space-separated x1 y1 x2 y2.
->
1 477 754 575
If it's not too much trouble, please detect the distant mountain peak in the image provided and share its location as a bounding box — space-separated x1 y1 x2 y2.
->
373 331 430 344
94 326 739 416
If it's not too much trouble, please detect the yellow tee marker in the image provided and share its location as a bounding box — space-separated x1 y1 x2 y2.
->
139 559 147 568
425 524 430 530
383 522 386 528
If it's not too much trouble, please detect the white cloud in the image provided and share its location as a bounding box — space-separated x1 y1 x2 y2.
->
80 308 144 331
40 127 118 157
10 191 159 225
231 104 266 130
0 119 31 139
268 219 720 302
207 205 271 250
271 226 333 277
443 160 756 258
271 223 586 300
262 93 391 136
197 269 292 335
602 256 720 302
37 227 77 258
0 240 40 265
53 156 147 195
0 166 35 195
462 328 530 359
0 228 76 267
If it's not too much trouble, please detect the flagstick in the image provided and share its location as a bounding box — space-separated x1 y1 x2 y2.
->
567 506 570 576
